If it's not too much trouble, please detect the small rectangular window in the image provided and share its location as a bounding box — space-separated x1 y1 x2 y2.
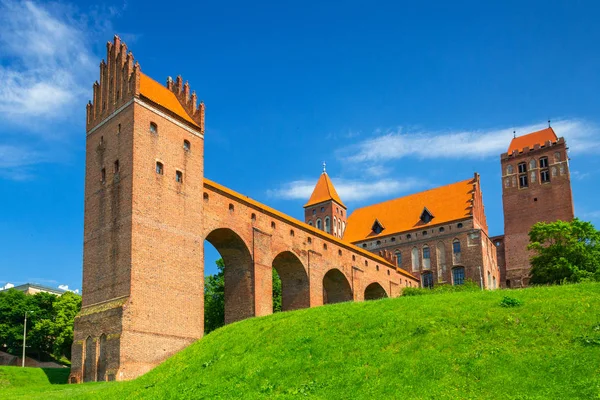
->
117 123 121 134
540 157 549 168
150 122 158 134
176 170 183 183
519 175 528 188
541 169 550 183
453 241 461 254
183 140 191 151
114 160 119 174
101 168 106 183
518 163 527 174
156 162 164 175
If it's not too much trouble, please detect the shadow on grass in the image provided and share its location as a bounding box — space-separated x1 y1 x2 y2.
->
42 368 70 385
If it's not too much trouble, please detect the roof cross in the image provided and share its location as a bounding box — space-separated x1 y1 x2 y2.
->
322 161 326 173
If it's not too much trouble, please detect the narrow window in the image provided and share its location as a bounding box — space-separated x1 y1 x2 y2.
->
312 209 316 216
519 174 528 188
422 246 431 269
365 260 368 267
156 162 164 175
307 237 312 244
541 169 550 183
176 170 183 183
539 157 548 168
150 122 158 134
376 265 379 271
114 160 119 174
203 193 209 201
323 243 327 250
395 251 402 268
518 162 527 174
554 152 561 162
101 168 106 183
251 213 256 221
422 272 433 289
183 140 191 151
308 220 313 226
271 221 276 229
529 159 536 170
411 247 419 271
387 269 390 276
352 255 356 261
290 230 295 237
453 239 461 254
487 271 491 288
320 206 325 212
117 124 121 134
316 219 322 230
506 165 514 175
338 249 342 256
228 203 234 212
452 267 465 285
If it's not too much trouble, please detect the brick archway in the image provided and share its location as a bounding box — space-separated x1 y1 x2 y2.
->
205 228 254 324
364 282 388 300
272 251 310 312
323 268 353 304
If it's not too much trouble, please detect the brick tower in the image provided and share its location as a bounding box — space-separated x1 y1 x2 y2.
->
500 126 574 288
304 165 347 238
70 36 206 382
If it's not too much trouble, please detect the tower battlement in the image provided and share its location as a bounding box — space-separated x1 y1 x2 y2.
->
86 35 205 134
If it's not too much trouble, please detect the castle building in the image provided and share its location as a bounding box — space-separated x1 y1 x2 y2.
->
303 166 347 238
305 173 500 289
499 127 574 287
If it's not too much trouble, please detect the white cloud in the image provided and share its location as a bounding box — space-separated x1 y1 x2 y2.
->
1 283 15 290
267 177 427 202
0 0 95 121
58 284 80 294
339 119 600 163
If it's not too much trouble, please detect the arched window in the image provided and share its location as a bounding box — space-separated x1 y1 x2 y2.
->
183 140 191 151
506 165 514 175
342 222 345 236
316 219 322 230
411 247 419 272
422 245 431 270
150 122 157 134
422 271 433 289
487 271 491 289
452 239 461 264
452 267 465 285
395 251 402 268
436 242 446 276
333 216 337 235
324 217 331 233
155 162 164 175
308 220 313 226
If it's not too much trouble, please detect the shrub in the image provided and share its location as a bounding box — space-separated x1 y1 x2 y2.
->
402 280 480 296
499 296 523 308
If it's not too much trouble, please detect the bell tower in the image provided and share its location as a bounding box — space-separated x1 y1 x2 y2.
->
303 164 347 238
500 126 574 288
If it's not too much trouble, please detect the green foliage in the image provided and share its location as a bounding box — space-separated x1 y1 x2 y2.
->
3 282 600 399
402 279 481 296
204 259 283 334
0 289 81 361
499 296 523 308
528 218 600 284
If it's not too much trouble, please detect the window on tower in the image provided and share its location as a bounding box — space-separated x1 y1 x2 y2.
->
519 174 528 188
518 162 527 174
150 122 158 134
156 162 164 175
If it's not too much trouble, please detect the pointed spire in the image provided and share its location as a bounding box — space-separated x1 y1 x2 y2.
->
304 170 346 208
322 161 326 173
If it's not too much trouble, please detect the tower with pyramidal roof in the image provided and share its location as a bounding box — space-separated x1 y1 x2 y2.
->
304 164 347 238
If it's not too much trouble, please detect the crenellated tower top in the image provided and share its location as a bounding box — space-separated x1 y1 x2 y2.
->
86 35 204 134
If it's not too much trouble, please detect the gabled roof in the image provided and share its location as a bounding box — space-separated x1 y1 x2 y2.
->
343 178 475 243
304 172 346 208
508 127 558 154
139 73 200 128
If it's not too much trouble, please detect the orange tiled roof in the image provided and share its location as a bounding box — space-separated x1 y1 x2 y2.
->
343 178 475 243
139 73 200 128
304 172 346 208
508 127 558 154
203 178 416 280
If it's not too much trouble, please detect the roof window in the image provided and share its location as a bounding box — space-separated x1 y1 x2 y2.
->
420 207 434 224
371 219 384 235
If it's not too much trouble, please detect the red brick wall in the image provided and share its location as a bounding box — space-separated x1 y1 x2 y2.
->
501 139 574 287
304 200 347 238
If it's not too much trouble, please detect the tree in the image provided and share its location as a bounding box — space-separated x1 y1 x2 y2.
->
528 218 600 284
0 289 81 361
204 259 283 334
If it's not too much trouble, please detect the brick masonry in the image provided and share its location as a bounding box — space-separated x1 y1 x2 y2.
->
500 138 574 288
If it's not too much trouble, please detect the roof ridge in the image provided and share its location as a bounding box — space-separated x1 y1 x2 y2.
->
350 177 474 214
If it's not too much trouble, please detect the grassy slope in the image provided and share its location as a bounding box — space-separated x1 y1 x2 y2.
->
3 283 600 399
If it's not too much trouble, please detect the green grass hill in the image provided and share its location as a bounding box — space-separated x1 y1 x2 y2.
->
2 283 599 399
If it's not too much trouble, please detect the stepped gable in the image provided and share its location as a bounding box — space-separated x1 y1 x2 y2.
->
304 172 345 208
86 35 204 133
343 177 476 243
508 127 558 154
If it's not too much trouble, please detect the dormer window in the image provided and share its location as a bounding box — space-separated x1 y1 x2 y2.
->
371 219 384 235
420 207 434 224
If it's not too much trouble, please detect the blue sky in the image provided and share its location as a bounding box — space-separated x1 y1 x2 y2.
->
1 0 599 292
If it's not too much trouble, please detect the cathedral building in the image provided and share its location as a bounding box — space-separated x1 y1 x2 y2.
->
304 127 574 289
306 172 501 289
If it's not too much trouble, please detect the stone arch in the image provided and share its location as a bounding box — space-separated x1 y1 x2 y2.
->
364 282 388 300
205 228 254 324
83 335 96 382
323 268 353 304
96 334 107 382
272 251 310 311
